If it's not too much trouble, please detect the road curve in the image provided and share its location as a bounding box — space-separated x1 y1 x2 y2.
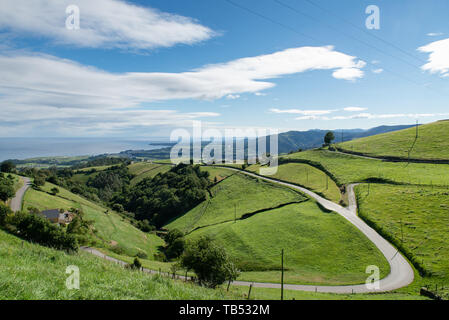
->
9 177 31 212
212 167 414 294
80 167 414 294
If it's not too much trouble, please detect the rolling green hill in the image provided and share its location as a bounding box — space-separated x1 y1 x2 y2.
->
0 229 237 300
283 149 449 186
337 120 449 161
246 162 342 203
23 181 164 259
186 201 390 285
165 173 306 233
128 162 172 185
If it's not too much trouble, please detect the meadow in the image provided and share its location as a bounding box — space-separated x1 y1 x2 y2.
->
23 182 164 260
165 173 306 233
355 183 449 299
338 120 449 160
128 162 172 186
187 201 390 285
246 162 342 203
283 150 449 186
0 229 237 300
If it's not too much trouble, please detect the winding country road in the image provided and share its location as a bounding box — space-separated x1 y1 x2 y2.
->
10 169 412 294
206 167 415 294
79 166 414 294
10 177 31 212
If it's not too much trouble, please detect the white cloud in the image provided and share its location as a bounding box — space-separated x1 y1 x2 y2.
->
226 94 240 100
427 32 444 37
0 46 365 107
0 46 365 134
0 0 215 49
271 106 367 115
254 92 267 96
295 112 449 121
269 108 334 115
372 68 384 74
418 38 449 77
343 107 367 112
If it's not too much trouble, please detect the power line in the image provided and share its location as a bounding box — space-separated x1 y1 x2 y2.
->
273 0 423 73
224 0 319 43
223 0 431 89
303 0 426 64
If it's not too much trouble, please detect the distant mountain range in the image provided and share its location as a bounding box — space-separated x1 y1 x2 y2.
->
275 124 415 154
120 124 415 159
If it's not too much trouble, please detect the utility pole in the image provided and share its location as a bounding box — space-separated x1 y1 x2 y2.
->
416 120 419 139
281 249 284 301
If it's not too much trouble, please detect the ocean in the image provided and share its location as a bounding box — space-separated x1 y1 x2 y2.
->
0 137 168 161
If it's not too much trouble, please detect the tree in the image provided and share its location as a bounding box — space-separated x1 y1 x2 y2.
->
180 236 240 288
0 181 15 201
0 203 13 227
129 257 142 270
33 176 45 187
50 187 59 195
324 131 335 146
0 161 15 173
163 229 186 260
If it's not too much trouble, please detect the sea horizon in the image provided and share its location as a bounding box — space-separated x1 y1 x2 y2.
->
0 137 170 162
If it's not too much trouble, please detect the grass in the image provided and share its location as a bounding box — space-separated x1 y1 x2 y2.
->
23 182 164 260
200 166 235 182
283 149 449 186
187 201 390 286
338 120 449 160
0 229 239 300
246 163 342 203
165 173 306 233
229 285 428 300
128 162 172 186
356 183 449 299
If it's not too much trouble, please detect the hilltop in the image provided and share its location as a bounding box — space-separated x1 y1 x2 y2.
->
337 120 449 161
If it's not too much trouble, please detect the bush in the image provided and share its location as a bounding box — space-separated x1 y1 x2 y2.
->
163 229 185 261
0 161 15 173
135 251 148 259
180 236 239 288
33 176 45 187
3 211 78 252
128 257 142 270
0 203 13 226
0 175 15 201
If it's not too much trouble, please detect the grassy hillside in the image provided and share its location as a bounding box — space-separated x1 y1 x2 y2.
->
128 162 172 185
356 183 449 299
187 201 390 285
23 181 164 259
200 166 235 182
338 120 449 160
0 229 237 300
246 163 342 203
165 173 306 233
283 150 449 186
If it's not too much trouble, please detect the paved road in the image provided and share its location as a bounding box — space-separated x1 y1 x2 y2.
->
209 167 414 294
10 177 31 212
81 166 414 294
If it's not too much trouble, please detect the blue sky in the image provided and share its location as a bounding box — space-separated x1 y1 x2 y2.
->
1 0 449 137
